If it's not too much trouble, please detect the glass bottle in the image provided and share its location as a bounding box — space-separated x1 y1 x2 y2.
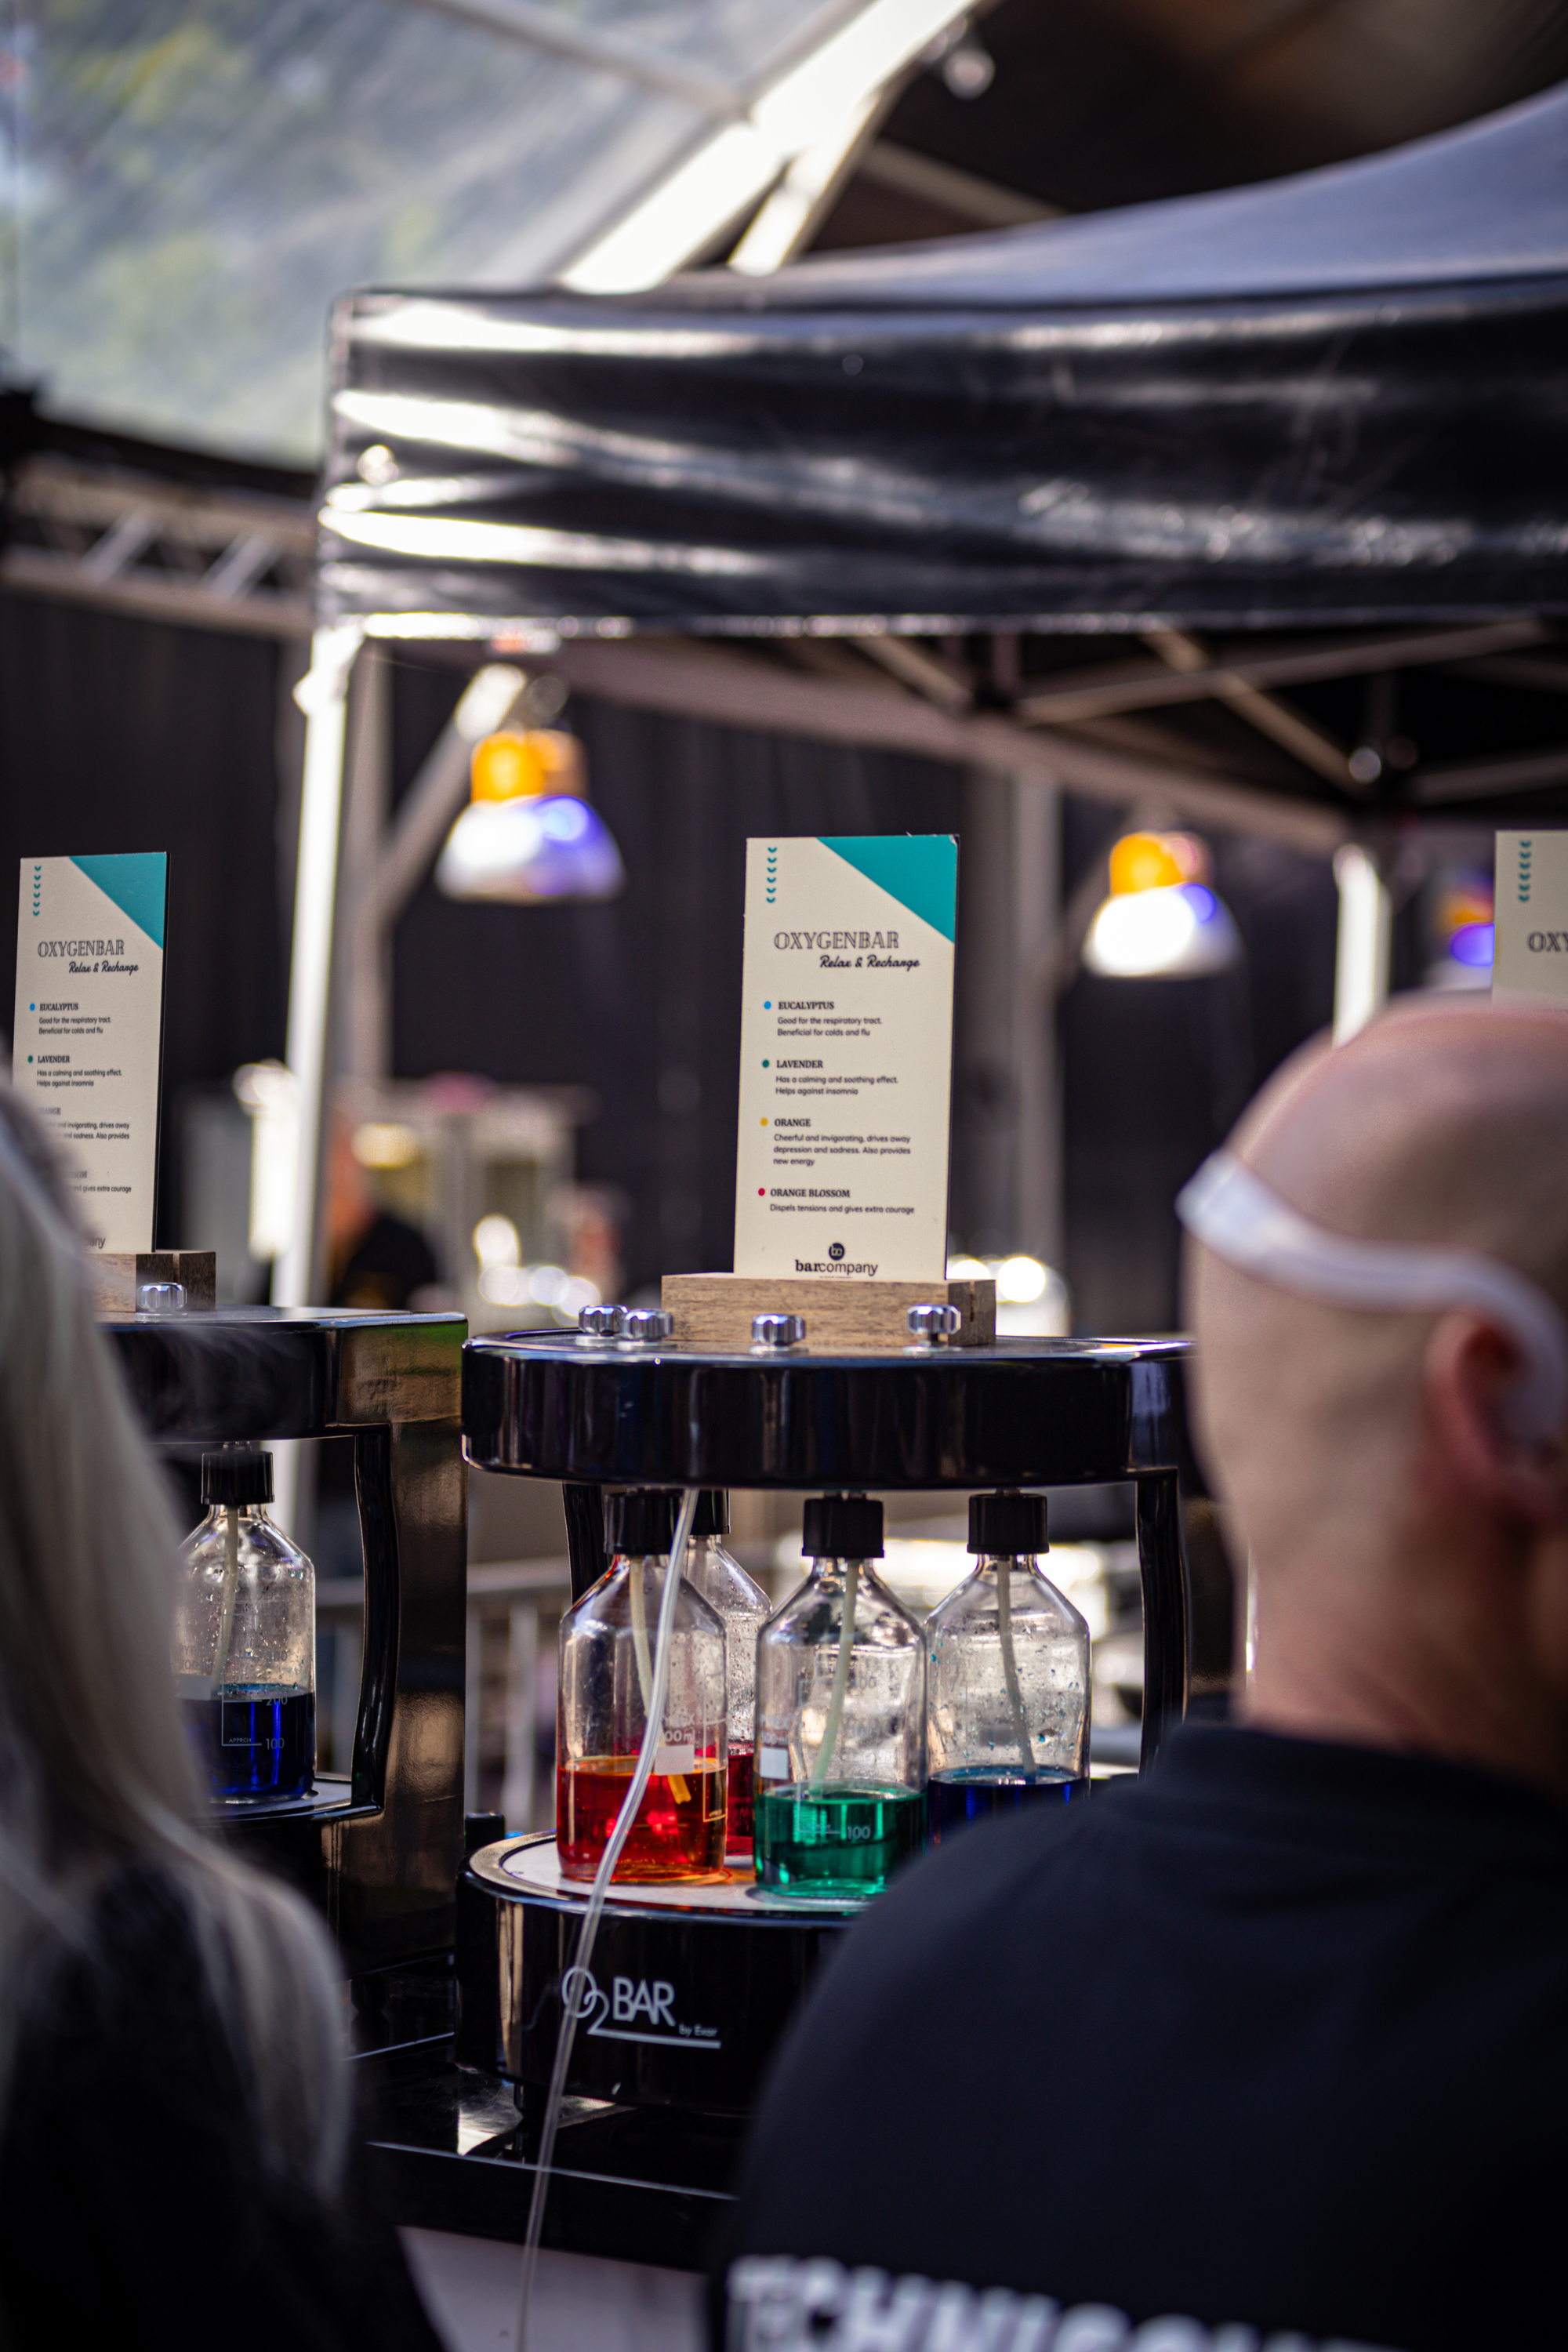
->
682 1491 771 1866
557 1489 727 1882
754 1495 926 1898
173 1447 316 1802
926 1490 1091 1846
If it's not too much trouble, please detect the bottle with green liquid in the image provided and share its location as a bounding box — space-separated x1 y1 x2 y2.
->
753 1494 927 1897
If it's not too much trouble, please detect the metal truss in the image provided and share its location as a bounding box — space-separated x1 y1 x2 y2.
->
1 453 315 639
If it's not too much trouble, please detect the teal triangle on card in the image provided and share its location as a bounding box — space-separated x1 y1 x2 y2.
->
70 853 167 949
818 836 956 942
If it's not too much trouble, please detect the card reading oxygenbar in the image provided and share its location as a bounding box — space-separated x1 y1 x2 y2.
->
733 836 957 1281
13 853 168 1250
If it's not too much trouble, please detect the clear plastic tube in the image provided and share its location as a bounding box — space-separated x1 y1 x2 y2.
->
994 1559 1034 1772
626 1544 655 1711
214 1504 241 1694
514 1485 700 2350
809 1559 858 1791
623 1544 688 1802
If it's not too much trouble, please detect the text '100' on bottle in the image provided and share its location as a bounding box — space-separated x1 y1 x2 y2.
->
557 1488 728 1882
926 1490 1090 1846
754 1494 927 1898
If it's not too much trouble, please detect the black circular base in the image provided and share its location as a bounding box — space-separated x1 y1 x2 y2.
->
456 1835 852 2117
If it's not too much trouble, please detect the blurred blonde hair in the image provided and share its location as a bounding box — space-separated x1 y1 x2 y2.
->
0 1083 347 2196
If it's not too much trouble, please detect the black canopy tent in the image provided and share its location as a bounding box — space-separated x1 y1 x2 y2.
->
279 86 1568 1308
317 80 1568 644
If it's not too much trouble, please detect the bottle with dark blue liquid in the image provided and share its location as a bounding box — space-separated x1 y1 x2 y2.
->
925 1491 1089 1846
172 1447 316 1802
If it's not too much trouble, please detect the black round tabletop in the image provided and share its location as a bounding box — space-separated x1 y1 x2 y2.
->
461 1330 1193 1490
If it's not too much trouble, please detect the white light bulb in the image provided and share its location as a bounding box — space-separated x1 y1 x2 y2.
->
474 1214 521 1270
1083 884 1239 978
996 1255 1048 1305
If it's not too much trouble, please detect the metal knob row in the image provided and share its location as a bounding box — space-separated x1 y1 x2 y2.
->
576 1304 674 1345
575 1302 960 1349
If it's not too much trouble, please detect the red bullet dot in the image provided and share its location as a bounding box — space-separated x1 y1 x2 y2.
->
757 1188 764 1196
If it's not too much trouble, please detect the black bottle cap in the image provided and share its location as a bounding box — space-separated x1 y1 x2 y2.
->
691 1490 729 1539
604 1488 680 1557
968 1490 1048 1557
201 1447 273 1508
464 1810 506 1859
802 1494 884 1560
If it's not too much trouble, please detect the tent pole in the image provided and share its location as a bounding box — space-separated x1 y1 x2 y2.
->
340 644 394 1089
274 624 362 1315
1332 844 1392 1043
1014 776 1062 1269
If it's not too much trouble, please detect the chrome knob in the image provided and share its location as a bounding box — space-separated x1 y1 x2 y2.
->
906 1302 960 1343
619 1308 674 1345
136 1280 186 1316
576 1303 621 1340
751 1312 807 1351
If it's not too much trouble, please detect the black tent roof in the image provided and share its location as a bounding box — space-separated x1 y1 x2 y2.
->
318 82 1568 642
741 78 1568 307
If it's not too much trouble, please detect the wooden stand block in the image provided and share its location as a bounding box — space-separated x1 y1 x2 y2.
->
662 1272 995 1354
90 1250 216 1316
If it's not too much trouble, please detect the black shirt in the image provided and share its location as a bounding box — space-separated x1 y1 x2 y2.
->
712 1726 1568 2352
0 1864 441 2351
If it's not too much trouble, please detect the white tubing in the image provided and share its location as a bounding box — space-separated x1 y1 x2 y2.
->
627 1544 655 1711
810 1560 858 1792
514 1486 700 2351
213 1506 241 1699
994 1559 1033 1773
1177 1149 1568 1445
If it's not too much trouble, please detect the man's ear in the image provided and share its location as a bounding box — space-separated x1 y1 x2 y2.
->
1425 1313 1568 1529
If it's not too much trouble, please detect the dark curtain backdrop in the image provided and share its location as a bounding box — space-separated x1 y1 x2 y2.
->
389 659 964 1291
0 593 290 1243
1061 799 1339 1332
0 604 1341 1323
390 656 1340 1316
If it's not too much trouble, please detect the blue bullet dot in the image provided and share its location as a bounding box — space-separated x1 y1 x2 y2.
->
764 1000 771 1009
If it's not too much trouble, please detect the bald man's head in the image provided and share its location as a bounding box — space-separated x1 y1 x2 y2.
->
1187 1000 1568 1784
1190 1003 1568 1547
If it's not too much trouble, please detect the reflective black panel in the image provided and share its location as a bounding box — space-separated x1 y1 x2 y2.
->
319 91 1568 633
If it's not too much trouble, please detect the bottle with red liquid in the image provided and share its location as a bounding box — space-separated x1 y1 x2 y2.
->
557 1489 727 1882
681 1491 770 1866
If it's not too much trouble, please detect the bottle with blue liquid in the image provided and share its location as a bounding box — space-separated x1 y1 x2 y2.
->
173 1447 315 1802
925 1491 1089 1846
